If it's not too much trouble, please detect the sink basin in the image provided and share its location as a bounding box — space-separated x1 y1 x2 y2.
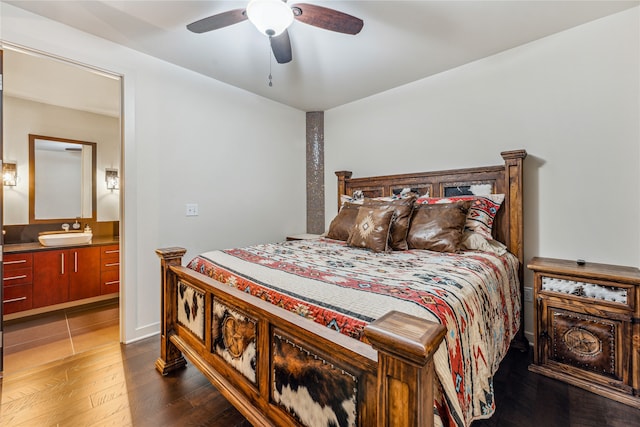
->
38 232 93 247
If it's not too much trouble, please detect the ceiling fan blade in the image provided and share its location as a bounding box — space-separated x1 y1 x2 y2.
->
292 3 363 35
187 9 247 33
270 30 293 64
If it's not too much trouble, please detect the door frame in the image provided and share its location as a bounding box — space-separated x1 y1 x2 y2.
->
0 45 124 371
1 48 5 376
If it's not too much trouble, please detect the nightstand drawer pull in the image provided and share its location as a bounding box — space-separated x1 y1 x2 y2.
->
104 262 120 267
105 280 119 286
541 276 627 304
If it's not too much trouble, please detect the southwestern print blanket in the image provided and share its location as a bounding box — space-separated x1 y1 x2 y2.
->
187 238 520 427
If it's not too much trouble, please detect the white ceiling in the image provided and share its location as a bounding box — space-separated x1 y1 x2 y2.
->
3 0 639 112
2 47 122 117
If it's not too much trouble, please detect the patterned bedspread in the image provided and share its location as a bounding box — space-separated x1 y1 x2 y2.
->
187 238 520 427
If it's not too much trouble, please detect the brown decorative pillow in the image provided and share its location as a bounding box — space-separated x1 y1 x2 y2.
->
326 202 361 241
346 206 395 253
364 197 415 250
407 201 472 252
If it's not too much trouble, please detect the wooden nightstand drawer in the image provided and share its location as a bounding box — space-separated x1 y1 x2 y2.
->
538 273 634 312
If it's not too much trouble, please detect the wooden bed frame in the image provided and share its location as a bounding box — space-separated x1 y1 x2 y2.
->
156 149 527 427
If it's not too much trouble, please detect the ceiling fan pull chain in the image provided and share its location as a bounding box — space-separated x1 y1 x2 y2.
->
268 39 273 87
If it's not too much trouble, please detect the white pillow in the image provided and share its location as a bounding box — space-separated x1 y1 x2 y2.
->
460 231 507 255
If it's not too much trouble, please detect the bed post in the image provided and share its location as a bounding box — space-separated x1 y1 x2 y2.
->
335 170 353 209
155 247 188 375
364 311 446 427
501 149 528 351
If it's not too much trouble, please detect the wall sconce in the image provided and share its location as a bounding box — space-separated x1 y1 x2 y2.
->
3 161 18 187
105 168 119 190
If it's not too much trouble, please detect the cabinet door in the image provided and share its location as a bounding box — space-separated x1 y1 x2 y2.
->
33 249 69 308
68 246 101 301
540 301 632 394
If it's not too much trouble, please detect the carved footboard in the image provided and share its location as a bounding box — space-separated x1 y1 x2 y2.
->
156 248 446 427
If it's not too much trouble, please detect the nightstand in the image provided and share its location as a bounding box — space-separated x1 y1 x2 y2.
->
285 233 322 241
527 257 640 408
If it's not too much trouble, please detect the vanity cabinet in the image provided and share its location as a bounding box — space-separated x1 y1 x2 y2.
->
528 257 640 408
100 244 120 295
2 253 34 314
5 241 118 316
32 246 101 308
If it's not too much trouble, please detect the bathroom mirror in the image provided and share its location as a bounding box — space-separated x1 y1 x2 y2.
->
29 134 97 223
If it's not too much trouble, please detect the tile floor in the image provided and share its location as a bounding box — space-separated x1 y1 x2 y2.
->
2 299 119 375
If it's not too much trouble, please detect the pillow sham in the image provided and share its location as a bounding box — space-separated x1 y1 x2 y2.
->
365 197 415 250
406 201 472 253
415 194 505 240
346 205 395 253
460 231 508 255
326 202 361 241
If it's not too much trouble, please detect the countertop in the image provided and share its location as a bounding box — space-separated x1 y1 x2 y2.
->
4 236 119 254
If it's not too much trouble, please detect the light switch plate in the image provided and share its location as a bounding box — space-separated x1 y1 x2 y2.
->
185 203 198 216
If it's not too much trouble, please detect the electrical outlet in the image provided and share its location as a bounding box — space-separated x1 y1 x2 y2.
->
524 287 533 302
185 203 198 216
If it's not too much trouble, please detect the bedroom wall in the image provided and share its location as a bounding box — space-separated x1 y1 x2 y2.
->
1 4 306 342
324 7 640 341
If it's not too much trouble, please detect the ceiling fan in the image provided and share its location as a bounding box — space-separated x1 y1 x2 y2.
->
186 0 364 64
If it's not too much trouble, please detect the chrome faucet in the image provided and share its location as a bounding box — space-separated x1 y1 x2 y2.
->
62 223 70 232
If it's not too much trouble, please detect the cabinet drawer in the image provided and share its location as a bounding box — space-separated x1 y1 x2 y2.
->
100 245 120 271
101 259 120 271
101 269 120 295
539 274 634 312
3 267 33 286
3 253 34 271
100 245 120 260
3 284 33 314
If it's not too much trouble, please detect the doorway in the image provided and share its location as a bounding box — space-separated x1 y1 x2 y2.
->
1 45 123 375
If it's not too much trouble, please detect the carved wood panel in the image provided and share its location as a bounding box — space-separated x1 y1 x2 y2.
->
548 308 618 378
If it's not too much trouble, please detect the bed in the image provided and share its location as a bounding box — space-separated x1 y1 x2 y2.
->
156 149 527 427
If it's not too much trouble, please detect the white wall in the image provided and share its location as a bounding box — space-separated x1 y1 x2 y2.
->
325 7 640 341
3 96 120 224
1 3 306 342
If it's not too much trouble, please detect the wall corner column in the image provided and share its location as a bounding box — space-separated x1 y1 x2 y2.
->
306 111 324 234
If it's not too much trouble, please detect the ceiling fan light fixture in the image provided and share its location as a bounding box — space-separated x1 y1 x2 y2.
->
246 0 294 37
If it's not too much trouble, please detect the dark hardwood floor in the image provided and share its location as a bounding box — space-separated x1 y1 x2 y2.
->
473 347 640 427
2 337 639 426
